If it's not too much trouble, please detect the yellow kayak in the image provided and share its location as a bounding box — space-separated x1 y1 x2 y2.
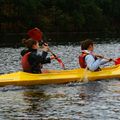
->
0 65 120 86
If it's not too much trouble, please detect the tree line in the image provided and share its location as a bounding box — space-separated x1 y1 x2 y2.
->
1 0 120 45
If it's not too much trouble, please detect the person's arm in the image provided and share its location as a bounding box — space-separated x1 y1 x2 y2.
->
93 54 111 65
99 59 109 65
41 57 51 64
35 52 51 64
41 51 48 58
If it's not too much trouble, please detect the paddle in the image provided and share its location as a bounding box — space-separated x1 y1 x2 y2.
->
93 55 120 65
94 54 120 65
82 51 120 65
114 58 120 65
27 28 65 69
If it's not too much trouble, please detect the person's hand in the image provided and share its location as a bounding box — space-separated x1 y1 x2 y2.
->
42 42 48 46
50 55 57 60
109 58 114 62
42 43 49 52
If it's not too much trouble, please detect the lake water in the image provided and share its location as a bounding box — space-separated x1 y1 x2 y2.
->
0 42 120 120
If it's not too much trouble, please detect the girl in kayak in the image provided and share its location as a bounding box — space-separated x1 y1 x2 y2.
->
21 38 55 73
79 39 113 71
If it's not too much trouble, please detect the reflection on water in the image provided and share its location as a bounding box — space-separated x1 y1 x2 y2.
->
0 81 119 119
0 43 120 119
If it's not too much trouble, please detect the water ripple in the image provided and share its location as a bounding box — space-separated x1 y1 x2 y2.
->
0 43 120 119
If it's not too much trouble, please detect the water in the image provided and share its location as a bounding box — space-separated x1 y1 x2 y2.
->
0 42 120 119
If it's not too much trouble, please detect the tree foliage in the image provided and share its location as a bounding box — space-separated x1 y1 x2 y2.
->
1 0 120 33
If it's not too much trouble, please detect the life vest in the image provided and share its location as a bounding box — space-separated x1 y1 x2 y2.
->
21 52 31 72
79 53 87 68
79 52 100 70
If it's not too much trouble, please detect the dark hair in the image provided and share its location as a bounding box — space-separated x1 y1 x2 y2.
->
81 39 93 50
22 38 37 48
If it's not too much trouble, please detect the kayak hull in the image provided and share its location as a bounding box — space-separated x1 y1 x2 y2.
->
0 65 120 86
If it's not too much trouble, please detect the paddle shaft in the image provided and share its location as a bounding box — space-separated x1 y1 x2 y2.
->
41 41 65 69
41 41 57 58
97 56 115 62
48 48 57 58
93 53 118 64
82 51 115 62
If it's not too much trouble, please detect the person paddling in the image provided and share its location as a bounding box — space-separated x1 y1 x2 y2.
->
79 39 113 71
21 38 55 73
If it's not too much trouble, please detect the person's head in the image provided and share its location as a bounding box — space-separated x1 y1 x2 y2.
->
81 39 94 51
22 38 39 49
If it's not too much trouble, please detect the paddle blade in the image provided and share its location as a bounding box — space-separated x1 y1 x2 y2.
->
56 58 65 69
115 58 120 65
27 28 42 41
